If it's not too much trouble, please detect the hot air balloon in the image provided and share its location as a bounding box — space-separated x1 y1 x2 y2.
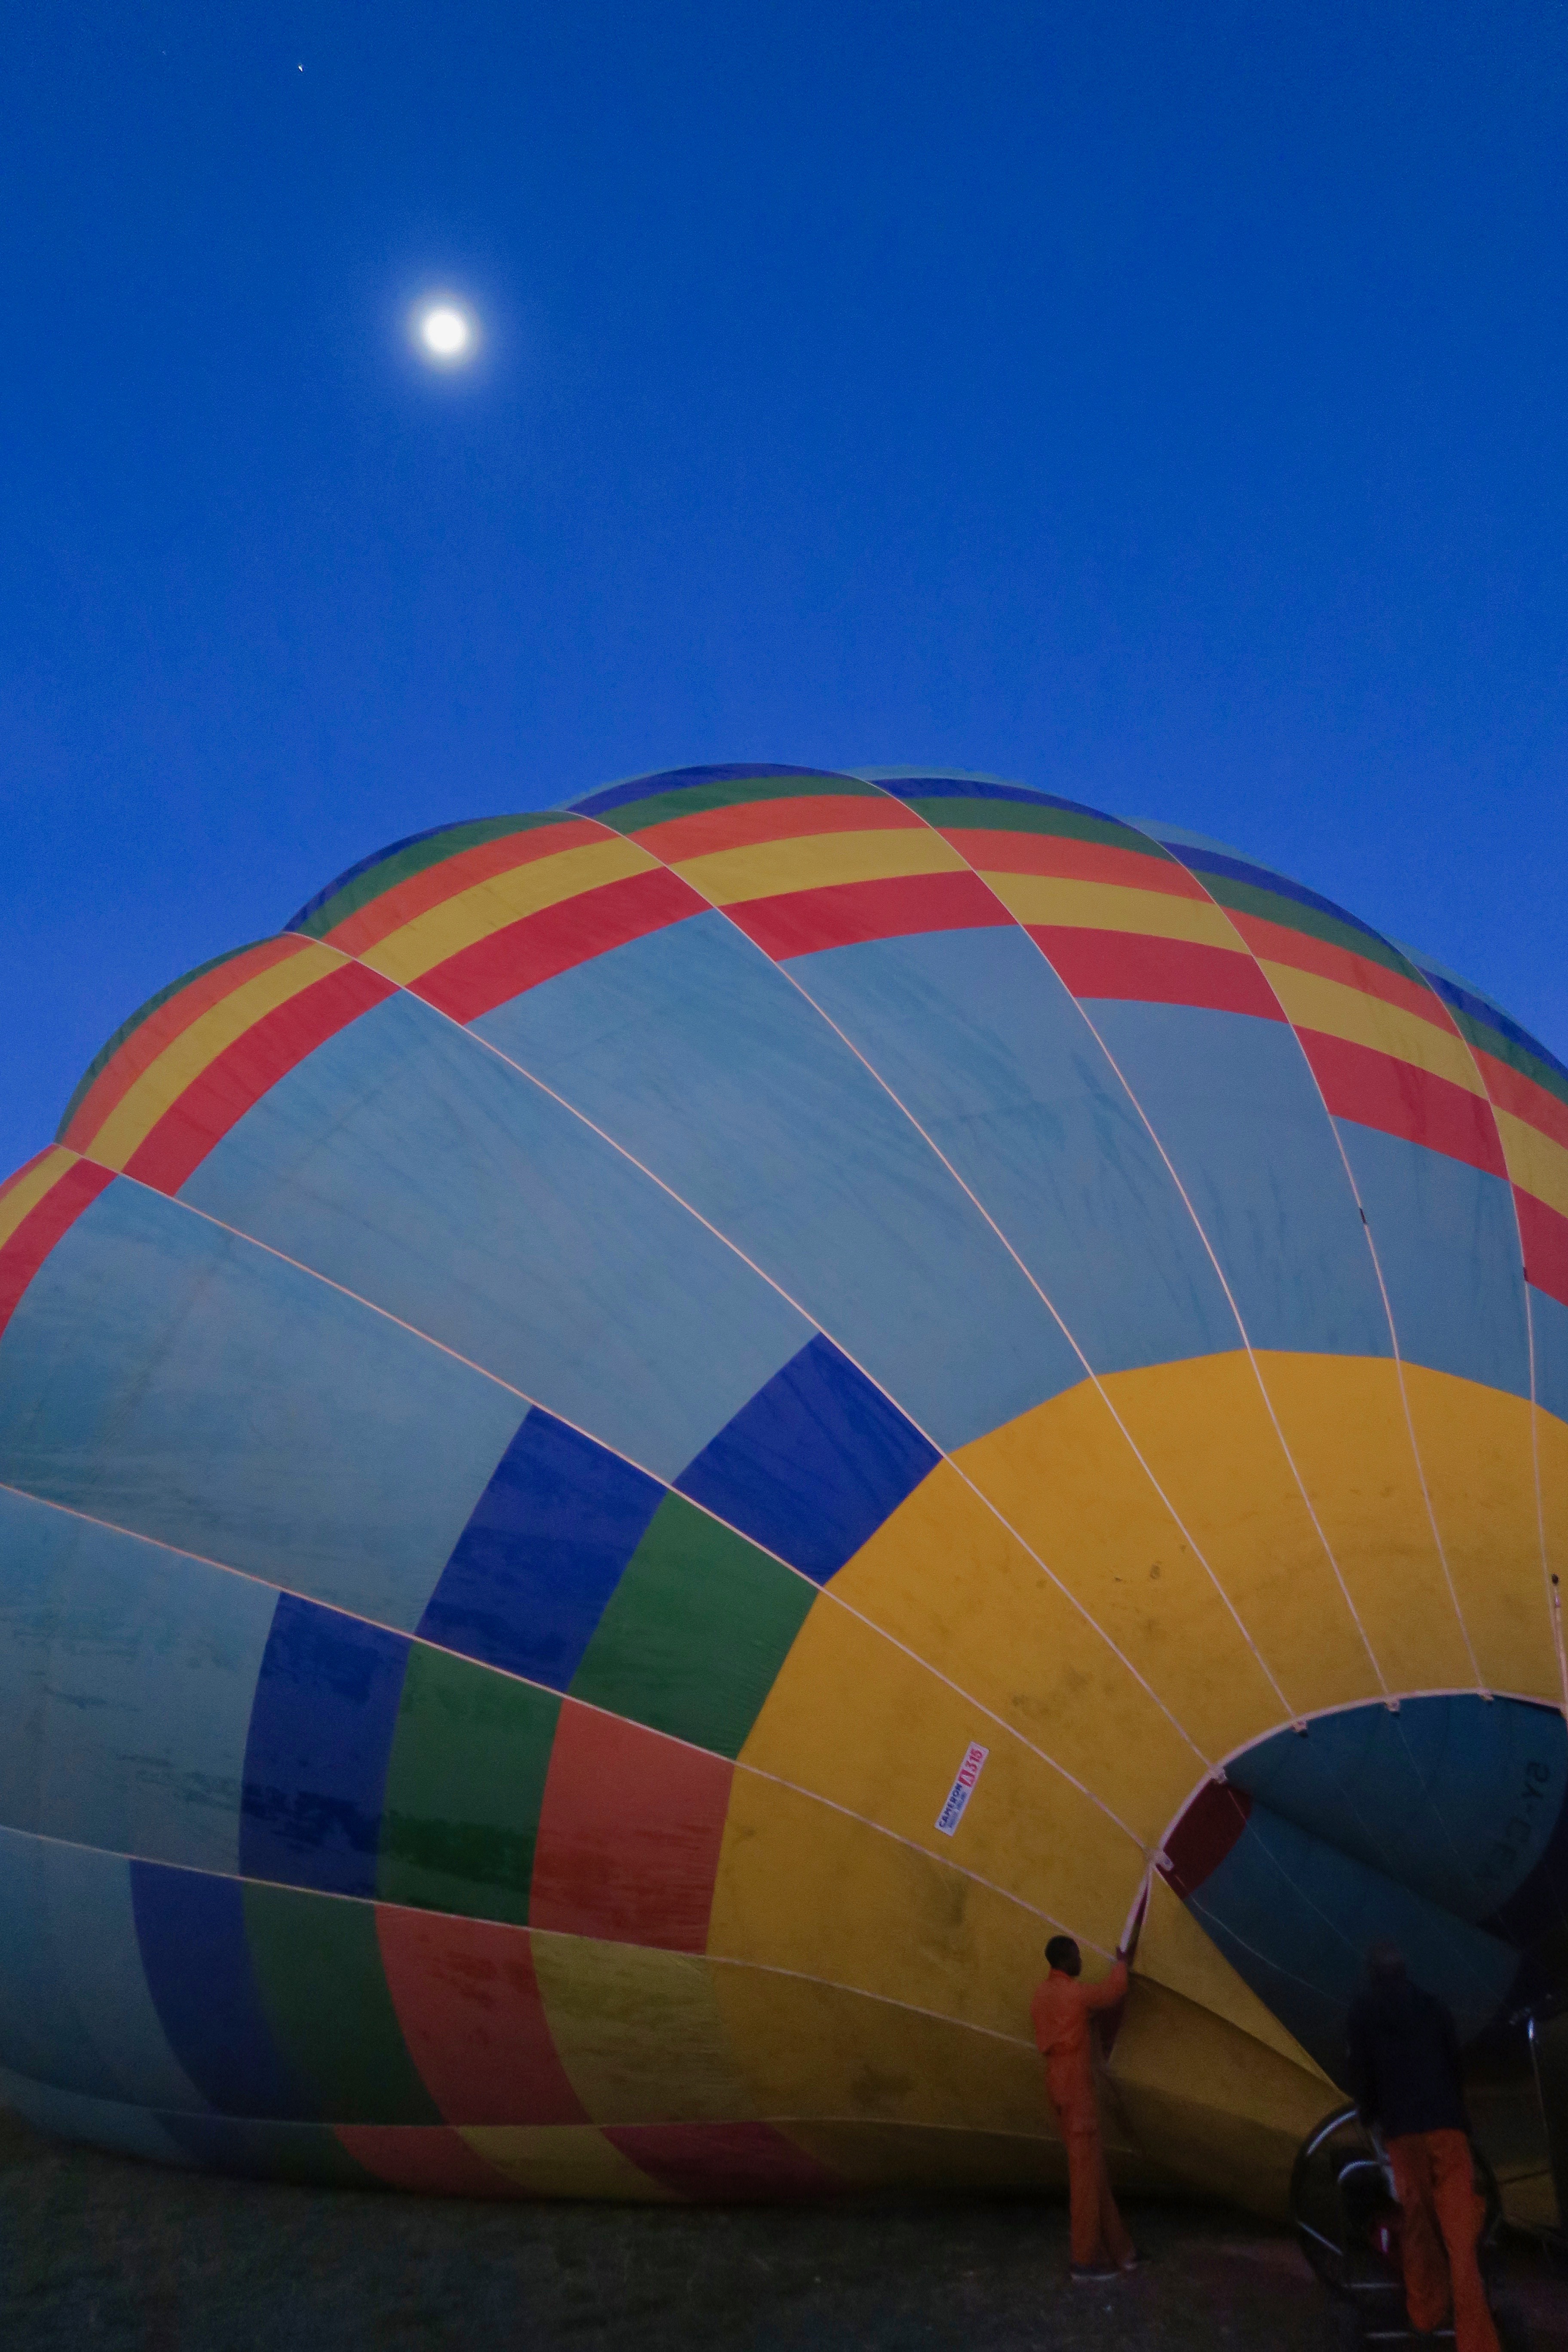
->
0 767 1563 2215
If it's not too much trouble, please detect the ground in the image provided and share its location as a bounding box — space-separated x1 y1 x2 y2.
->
1 2110 1564 2351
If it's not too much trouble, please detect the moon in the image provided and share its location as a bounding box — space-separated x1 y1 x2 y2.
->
413 301 477 366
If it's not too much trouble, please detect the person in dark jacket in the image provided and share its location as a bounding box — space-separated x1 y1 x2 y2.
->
1344 1941 1498 2352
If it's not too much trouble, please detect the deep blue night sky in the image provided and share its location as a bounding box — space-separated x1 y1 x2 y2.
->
4 3 1566 1174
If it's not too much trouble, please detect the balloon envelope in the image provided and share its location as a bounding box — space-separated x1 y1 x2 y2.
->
0 767 1564 2212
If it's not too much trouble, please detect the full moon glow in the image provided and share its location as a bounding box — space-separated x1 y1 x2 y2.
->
414 302 476 365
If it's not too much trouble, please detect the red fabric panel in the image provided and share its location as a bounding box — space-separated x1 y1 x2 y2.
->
1032 926 1283 1017
61 937 309 1152
1159 1778 1252 1901
1225 910 1448 1025
413 867 705 1023
529 1702 732 1951
124 961 395 1195
1297 1029 1508 1178
333 2124 524 2198
1518 1189 1568 1311
328 819 608 957
0 1159 116 1339
375 1907 586 2127
634 793 917 865
947 828 1203 895
729 870 1007 960
604 2120 840 2201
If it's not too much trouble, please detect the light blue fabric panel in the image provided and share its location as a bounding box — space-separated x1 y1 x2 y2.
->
473 913 1085 1452
786 926 1239 1375
0 2063 186 2163
1532 1283 1568 1428
1334 1121 1531 1399
0 1487 273 1873
180 990 811 1483
0 1827 119 2094
38 1836 203 2110
1082 1003 1392 1359
0 1179 523 1631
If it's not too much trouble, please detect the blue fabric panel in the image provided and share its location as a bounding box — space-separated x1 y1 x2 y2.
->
180 990 811 1485
1532 1284 1568 1427
870 775 1102 815
0 1826 121 2096
1188 1800 1523 2074
36 1838 204 2110
572 764 840 818
1081 1003 1391 1359
0 2064 187 2165
286 821 486 931
1334 1122 1532 1399
239 1595 410 1899
131 1857 306 2119
1147 837 1395 953
1228 1695 1566 1925
787 928 1238 1376
473 913 1086 1452
417 1407 663 1685
675 1335 940 1583
0 1176 523 1631
0 1487 274 1874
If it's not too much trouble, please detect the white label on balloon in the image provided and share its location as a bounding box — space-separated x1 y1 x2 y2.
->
935 1742 989 1836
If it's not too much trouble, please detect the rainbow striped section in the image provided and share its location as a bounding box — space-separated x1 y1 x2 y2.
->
577 766 1007 955
1146 839 1509 1180
288 810 705 1022
875 779 1278 1014
1410 965 1568 1310
0 1148 114 1339
58 935 393 1194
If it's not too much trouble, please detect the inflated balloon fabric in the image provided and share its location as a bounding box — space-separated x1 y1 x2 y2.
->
1 766 1565 2213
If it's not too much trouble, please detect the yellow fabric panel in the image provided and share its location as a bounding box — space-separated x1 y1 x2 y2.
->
364 835 654 983
782 2120 1074 2194
0 1148 76 1249
735 1591 1141 1940
1495 1108 1568 1219
956 1379 1284 1762
1107 1975 1339 2221
87 941 343 1168
528 1932 753 2125
1400 1365 1555 1699
1133 1873 1332 2081
1096 1354 1381 1716
707 1961 1046 2137
829 1460 1199 1844
1262 963 1484 1093
672 825 966 907
980 872 1243 949
1236 1354 1478 1696
708 1766 1096 2036
1531 1404 1568 1701
459 2123 677 2200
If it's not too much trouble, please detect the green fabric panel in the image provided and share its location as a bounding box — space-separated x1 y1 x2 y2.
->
55 939 274 1138
242 1881 441 2124
569 1492 815 1758
377 1642 560 1924
1201 873 1413 978
292 812 571 940
591 772 869 835
908 796 1172 855
1446 1007 1568 1109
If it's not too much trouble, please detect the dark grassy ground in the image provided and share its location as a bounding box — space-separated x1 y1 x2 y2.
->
2 2110 1565 2351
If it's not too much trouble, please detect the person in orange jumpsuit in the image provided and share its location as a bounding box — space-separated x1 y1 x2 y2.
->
1345 1942 1499 2352
1030 1934 1138 2282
